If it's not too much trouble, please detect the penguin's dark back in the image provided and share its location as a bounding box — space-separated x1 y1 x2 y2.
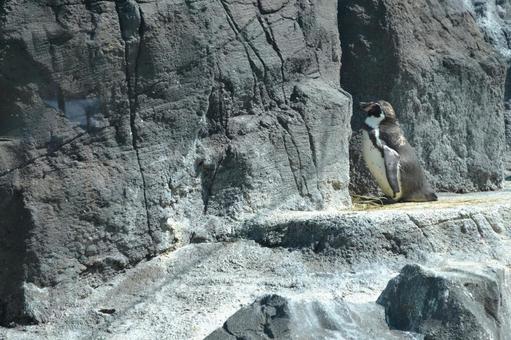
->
379 122 436 202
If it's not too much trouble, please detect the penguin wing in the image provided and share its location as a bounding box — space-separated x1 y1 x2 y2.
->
383 145 400 195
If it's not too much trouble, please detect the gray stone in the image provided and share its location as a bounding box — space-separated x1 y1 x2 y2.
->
1 0 511 335
0 190 509 339
21 283 51 324
0 0 351 324
378 263 511 340
468 0 511 178
243 192 511 263
206 294 422 340
205 294 291 340
340 0 507 194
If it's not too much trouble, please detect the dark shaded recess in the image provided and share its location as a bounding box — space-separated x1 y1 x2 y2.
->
0 188 35 326
206 79 235 135
0 0 5 19
199 144 249 216
0 36 52 325
0 43 36 136
338 0 399 130
98 308 116 315
338 0 400 195
0 37 60 138
0 83 24 137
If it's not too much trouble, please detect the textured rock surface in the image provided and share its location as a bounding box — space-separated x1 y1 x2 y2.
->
0 191 510 339
0 240 419 340
468 0 511 178
340 0 507 195
244 191 511 261
205 294 291 340
0 0 351 324
378 263 511 340
1 0 511 336
206 294 420 340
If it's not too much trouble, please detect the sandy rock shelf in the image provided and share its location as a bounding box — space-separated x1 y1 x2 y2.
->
2 189 511 340
244 188 511 264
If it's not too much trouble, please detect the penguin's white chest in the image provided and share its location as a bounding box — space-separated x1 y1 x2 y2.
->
361 130 402 199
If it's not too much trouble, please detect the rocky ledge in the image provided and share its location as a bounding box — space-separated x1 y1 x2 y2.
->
1 188 510 340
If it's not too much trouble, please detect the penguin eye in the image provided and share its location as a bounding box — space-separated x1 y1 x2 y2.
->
369 104 383 117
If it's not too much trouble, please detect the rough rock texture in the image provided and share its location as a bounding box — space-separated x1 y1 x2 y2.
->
0 0 351 324
378 263 511 340
1 0 511 336
206 294 421 340
340 0 507 195
0 191 510 339
244 193 511 262
205 294 291 340
468 0 511 178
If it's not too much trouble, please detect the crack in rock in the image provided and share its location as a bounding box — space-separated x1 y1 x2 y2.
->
276 115 311 197
407 214 436 252
256 14 288 104
115 0 156 253
218 0 284 105
0 131 90 178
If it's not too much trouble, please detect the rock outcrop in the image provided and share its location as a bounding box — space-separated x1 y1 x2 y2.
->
378 263 511 340
244 196 511 261
0 0 351 325
206 294 291 340
340 0 507 195
206 294 421 340
0 191 509 339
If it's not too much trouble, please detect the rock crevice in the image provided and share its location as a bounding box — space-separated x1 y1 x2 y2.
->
115 0 155 253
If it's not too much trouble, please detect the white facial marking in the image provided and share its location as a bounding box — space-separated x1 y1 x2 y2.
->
365 111 385 148
364 113 385 129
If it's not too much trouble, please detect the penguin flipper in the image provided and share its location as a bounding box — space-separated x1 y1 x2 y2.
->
383 145 400 196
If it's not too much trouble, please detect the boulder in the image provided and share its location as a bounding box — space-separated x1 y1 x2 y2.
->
378 263 511 339
205 294 291 340
206 294 420 340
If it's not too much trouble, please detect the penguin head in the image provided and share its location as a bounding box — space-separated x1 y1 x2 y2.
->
359 100 397 128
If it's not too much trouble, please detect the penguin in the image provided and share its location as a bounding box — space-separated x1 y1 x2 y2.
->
360 100 437 202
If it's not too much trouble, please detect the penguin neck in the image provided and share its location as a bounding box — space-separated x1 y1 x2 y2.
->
363 122 376 131
364 115 384 130
364 124 384 150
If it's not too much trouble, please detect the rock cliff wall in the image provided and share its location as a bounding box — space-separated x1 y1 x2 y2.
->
468 0 511 177
0 0 510 332
0 0 351 324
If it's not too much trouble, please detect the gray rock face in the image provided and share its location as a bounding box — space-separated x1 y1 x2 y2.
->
470 0 511 60
0 0 351 325
467 0 511 178
205 294 291 340
1 0 510 335
378 263 511 340
340 0 507 195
